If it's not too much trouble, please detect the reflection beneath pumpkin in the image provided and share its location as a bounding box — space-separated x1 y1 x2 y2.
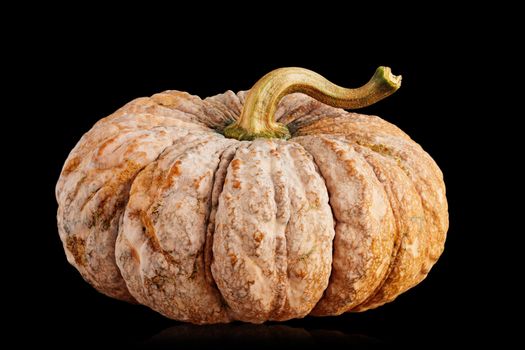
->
144 323 382 348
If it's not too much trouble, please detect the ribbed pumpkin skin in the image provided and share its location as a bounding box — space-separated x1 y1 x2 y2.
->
56 90 448 324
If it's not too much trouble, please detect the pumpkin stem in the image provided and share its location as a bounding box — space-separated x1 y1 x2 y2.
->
223 66 402 141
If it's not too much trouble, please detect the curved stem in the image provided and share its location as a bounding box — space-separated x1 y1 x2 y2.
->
224 66 402 141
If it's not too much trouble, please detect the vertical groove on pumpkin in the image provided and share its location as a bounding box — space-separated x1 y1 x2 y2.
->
278 141 335 319
350 137 446 274
211 140 334 322
118 135 236 323
117 134 208 306
349 143 405 310
267 141 291 320
293 135 396 316
203 141 243 318
289 139 341 314
343 136 445 310
108 133 189 302
288 140 337 310
58 127 188 302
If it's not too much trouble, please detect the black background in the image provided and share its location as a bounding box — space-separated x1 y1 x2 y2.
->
9 15 507 349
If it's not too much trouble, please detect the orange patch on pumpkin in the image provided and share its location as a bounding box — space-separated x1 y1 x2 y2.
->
253 231 264 243
228 253 238 266
231 159 241 170
97 135 120 157
164 160 182 189
130 247 140 262
62 156 81 176
193 174 207 189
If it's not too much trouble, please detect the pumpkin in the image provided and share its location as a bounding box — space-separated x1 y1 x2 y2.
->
56 67 448 324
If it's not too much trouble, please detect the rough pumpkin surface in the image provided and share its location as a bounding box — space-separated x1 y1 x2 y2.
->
56 91 448 323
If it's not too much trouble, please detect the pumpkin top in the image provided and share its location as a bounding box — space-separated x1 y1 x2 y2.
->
224 66 401 141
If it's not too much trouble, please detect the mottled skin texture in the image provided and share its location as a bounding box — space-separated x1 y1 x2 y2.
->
116 134 237 323
293 136 396 315
57 90 448 324
211 140 334 322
